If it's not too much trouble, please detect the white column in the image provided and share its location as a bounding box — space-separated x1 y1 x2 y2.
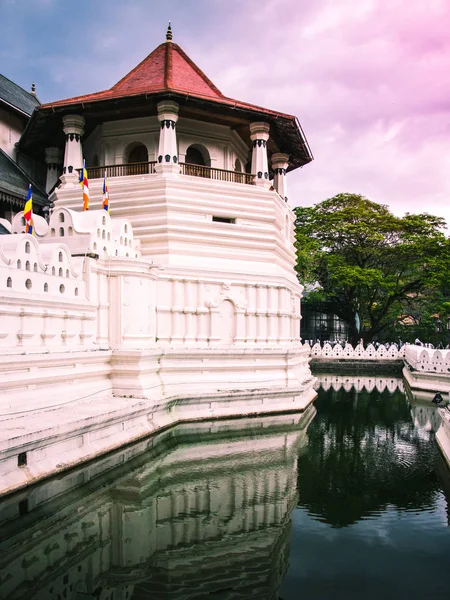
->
235 310 246 345
44 147 63 193
156 100 180 174
250 122 270 188
267 285 277 344
271 152 289 202
62 115 85 180
184 279 195 343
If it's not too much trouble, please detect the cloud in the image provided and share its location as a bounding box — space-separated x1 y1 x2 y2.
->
0 0 448 224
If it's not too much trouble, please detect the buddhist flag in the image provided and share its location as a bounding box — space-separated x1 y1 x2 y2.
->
102 171 109 213
80 159 89 211
24 184 34 235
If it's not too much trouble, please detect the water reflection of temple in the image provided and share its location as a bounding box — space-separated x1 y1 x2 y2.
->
314 373 405 395
0 408 315 600
297 378 443 528
315 374 442 434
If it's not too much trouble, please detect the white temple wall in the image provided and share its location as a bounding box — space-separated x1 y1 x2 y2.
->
0 234 95 353
100 116 160 165
82 123 103 165
177 117 249 170
51 175 297 280
154 271 302 348
81 115 250 173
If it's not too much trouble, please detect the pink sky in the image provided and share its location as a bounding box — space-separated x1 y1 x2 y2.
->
1 0 449 225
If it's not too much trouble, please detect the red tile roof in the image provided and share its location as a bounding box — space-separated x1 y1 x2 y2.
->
40 42 224 109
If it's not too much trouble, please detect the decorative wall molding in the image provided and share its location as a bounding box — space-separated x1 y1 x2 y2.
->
305 341 406 360
403 346 450 374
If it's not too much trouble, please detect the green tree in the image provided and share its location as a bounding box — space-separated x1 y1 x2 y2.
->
294 193 450 345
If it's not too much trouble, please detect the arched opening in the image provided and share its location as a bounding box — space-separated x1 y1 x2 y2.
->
217 299 236 345
234 158 245 183
44 282 48 292
59 213 65 223
25 241 30 254
184 144 210 177
59 227 64 237
7 277 12 288
126 143 149 175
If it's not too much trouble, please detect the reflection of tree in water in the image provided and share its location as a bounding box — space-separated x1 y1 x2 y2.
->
297 388 442 527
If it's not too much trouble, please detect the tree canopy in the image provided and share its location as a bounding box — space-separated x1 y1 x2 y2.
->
294 193 450 344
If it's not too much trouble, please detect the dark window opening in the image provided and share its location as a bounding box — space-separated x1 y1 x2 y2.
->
186 146 206 166
127 144 149 175
128 144 148 164
18 452 27 467
212 216 235 224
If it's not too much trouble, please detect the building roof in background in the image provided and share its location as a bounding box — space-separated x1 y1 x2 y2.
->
0 74 40 117
0 149 48 207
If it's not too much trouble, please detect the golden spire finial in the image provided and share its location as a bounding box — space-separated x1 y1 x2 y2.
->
166 21 173 41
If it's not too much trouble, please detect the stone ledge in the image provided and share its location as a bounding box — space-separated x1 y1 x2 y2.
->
310 359 403 374
0 384 317 498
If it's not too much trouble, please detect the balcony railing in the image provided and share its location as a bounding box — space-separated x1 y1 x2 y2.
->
80 161 254 185
84 161 157 180
180 163 255 185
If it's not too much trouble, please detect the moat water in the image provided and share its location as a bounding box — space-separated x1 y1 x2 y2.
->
1 378 449 600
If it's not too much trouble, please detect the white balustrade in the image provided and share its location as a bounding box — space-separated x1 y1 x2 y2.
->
304 341 407 361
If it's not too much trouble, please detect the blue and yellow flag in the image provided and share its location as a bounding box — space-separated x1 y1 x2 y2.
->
24 185 34 235
102 171 109 213
79 159 89 211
